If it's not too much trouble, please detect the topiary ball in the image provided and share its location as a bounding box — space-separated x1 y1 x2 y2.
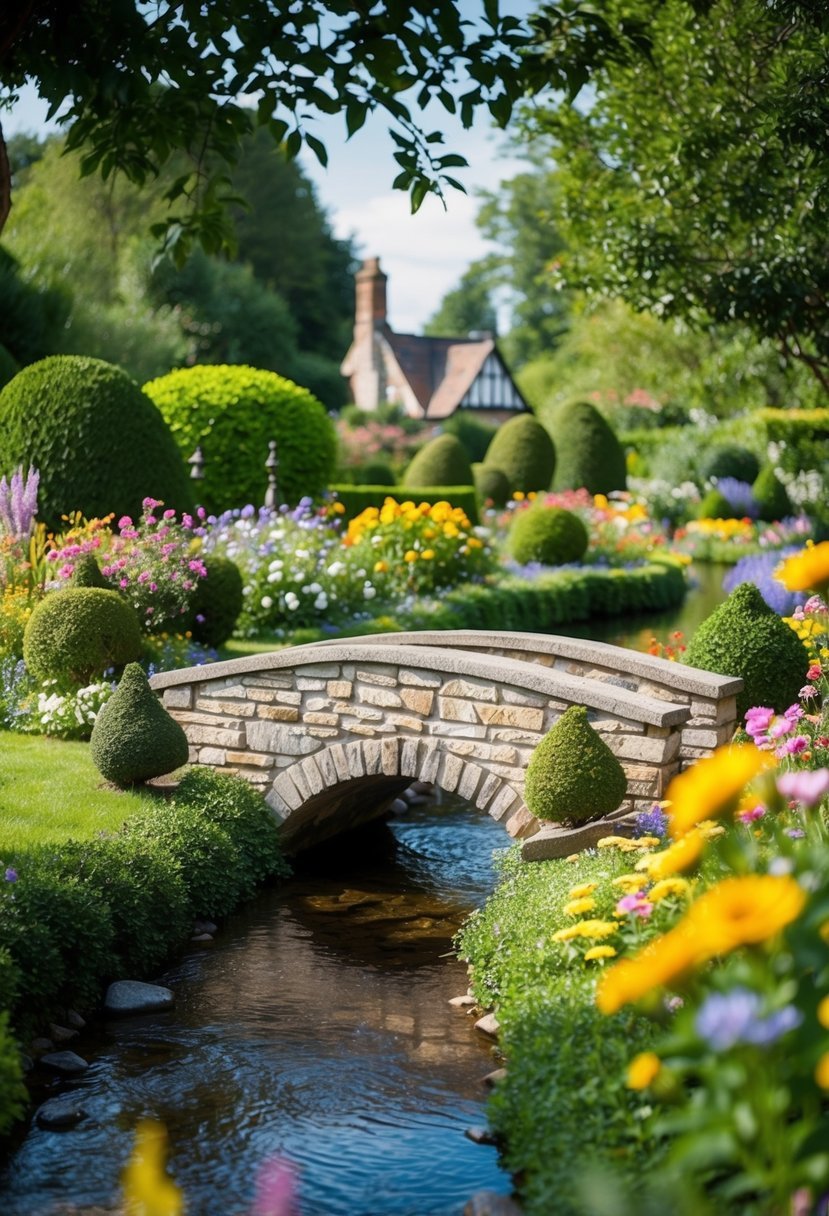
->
551 400 627 494
90 662 190 787
143 364 336 512
685 582 809 718
472 462 510 507
23 588 143 684
483 414 555 494
402 434 473 488
524 705 627 826
190 556 244 647
695 488 733 520
0 356 192 528
509 505 589 566
752 465 792 522
702 444 760 485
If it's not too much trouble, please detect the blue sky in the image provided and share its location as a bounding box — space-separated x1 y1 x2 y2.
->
4 3 537 333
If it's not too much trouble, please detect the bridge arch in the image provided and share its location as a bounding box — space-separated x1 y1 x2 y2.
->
149 634 740 855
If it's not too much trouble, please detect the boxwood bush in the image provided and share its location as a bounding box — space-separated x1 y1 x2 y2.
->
401 433 474 488
509 505 589 566
551 400 627 494
23 588 143 684
190 556 244 647
483 414 556 494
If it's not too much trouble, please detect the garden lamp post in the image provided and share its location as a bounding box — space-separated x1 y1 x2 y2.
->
265 439 280 509
188 445 205 482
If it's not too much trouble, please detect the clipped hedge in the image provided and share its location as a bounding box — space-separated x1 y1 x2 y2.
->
472 461 510 508
90 662 189 787
509 505 589 566
23 587 143 684
0 356 192 528
143 363 337 512
551 400 627 494
484 414 556 494
329 484 479 525
702 444 760 485
524 705 626 825
402 433 473 488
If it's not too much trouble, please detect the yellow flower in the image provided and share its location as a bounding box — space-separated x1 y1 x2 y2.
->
816 1052 829 1090
820 921 829 945
685 874 806 957
563 896 597 917
635 829 705 879
421 549 435 560
666 744 775 839
817 996 829 1029
513 491 525 501
552 919 618 942
584 945 617 962
332 501 346 514
373 560 388 574
121 1120 183 1216
597 835 633 849
565 853 580 863
593 493 609 509
404 550 418 563
568 882 598 898
777 541 829 593
596 925 698 1014
443 522 459 538
649 877 692 902
611 874 645 892
467 536 483 549
626 1052 661 1090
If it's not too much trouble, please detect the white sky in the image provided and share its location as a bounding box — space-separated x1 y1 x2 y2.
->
4 62 532 334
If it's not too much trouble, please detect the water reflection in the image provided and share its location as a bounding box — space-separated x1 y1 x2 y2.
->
0 801 513 1216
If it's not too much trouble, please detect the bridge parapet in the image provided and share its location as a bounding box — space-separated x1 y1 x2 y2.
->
150 640 704 852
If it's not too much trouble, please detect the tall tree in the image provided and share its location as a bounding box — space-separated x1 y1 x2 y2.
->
423 261 498 337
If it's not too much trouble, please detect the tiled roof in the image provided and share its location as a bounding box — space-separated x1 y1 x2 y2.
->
383 331 496 416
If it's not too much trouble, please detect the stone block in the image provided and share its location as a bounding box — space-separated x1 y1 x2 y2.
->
242 688 276 703
384 714 424 734
605 733 680 764
436 751 464 793
476 704 544 731
432 722 487 739
175 710 245 729
346 725 377 737
363 738 386 773
163 687 192 709
400 688 435 716
300 755 325 797
327 680 353 698
304 712 339 726
458 762 484 801
358 685 403 708
296 677 326 691
488 785 519 822
289 762 313 803
258 705 301 723
399 669 442 688
245 675 295 689
201 682 250 698
195 698 255 718
441 677 497 702
184 725 245 748
347 745 366 779
418 742 442 784
299 663 341 678
500 687 547 708
225 750 272 768
401 737 420 777
198 747 226 766
681 727 721 749
356 666 398 685
270 771 303 812
439 696 480 723
335 703 384 722
246 720 321 756
381 737 400 776
476 771 502 810
316 747 338 788
504 805 537 838
306 727 340 739
306 697 331 712
328 743 350 783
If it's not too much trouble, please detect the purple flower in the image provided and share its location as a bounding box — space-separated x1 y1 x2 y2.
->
777 769 829 807
696 988 802 1051
4 868 17 883
615 891 653 918
634 804 668 838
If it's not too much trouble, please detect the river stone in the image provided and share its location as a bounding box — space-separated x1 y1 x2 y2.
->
66 1010 86 1030
191 933 214 943
449 995 476 1008
194 920 217 935
39 1051 89 1076
464 1192 522 1216
104 981 174 1015
30 1037 54 1054
35 1095 87 1130
49 1023 78 1043
464 1126 498 1145
483 1067 508 1088
474 1012 500 1038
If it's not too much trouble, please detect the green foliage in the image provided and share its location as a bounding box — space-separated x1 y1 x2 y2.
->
686 582 809 717
190 556 244 647
524 705 626 825
509 505 589 566
441 410 500 463
0 948 19 1014
90 662 189 787
358 460 396 486
143 364 336 511
695 489 733 521
70 553 110 589
702 444 760 485
752 465 792 522
483 414 556 493
0 355 192 527
0 343 19 389
402 433 473 489
329 484 479 525
173 767 291 887
0 1012 26 1136
423 262 498 339
551 400 627 494
0 246 70 369
472 462 510 508
23 588 143 684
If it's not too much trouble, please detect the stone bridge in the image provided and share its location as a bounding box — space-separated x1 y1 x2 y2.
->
149 631 741 857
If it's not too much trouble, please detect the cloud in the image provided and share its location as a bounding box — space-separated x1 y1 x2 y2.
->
332 190 495 334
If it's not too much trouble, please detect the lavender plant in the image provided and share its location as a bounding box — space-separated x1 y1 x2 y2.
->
0 467 39 540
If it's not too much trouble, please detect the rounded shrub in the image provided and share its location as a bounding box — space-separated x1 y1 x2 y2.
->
483 414 555 494
143 364 337 512
402 433 474 488
551 400 627 494
90 662 190 787
524 705 627 826
695 488 733 520
0 356 191 528
23 588 143 684
509 505 589 566
174 767 291 887
472 462 510 507
190 556 244 647
686 582 809 718
702 444 760 485
752 465 792 522
359 460 396 486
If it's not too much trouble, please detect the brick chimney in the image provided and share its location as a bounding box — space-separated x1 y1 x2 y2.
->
354 256 388 344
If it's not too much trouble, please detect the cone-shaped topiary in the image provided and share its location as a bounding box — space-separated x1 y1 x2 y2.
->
551 400 627 494
70 554 110 589
402 434 473 488
509 505 589 565
190 556 244 647
702 444 760 485
752 465 792 522
696 488 732 520
524 705 627 826
686 582 809 718
0 356 192 528
24 588 142 684
90 663 190 787
483 414 555 494
472 462 510 507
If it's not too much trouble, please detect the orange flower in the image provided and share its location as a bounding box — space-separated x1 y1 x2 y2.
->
666 745 775 838
777 541 829 594
596 926 698 1014
627 1052 661 1090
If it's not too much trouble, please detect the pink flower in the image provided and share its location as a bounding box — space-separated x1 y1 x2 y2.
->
137 571 151 584
182 513 194 529
163 508 176 520
807 665 822 681
800 685 818 699
777 769 829 807
805 595 828 614
248 1157 298 1216
118 516 132 530
785 703 805 722
59 564 74 579
615 891 654 918
142 497 162 510
745 706 774 735
737 803 766 825
784 735 809 755
119 578 129 588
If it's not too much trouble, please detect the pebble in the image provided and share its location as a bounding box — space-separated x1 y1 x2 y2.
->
30 1037 55 1055
389 798 409 814
49 1023 78 1043
66 1010 87 1030
35 1095 87 1130
449 995 477 1008
474 1012 500 1038
39 1051 89 1076
104 981 174 1016
191 933 214 943
464 1125 498 1146
483 1068 508 1088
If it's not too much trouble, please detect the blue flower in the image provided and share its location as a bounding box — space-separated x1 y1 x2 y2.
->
695 988 802 1051
634 804 668 838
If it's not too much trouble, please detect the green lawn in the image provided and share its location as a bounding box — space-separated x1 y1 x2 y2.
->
0 733 152 851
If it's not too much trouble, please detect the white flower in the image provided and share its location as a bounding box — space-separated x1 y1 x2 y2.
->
285 592 300 610
314 592 328 610
309 582 322 594
267 571 282 583
327 561 345 576
363 585 376 600
261 595 273 609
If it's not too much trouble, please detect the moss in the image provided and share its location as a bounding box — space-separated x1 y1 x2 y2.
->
0 356 191 528
695 488 733 520
190 556 243 647
23 588 143 684
686 582 809 717
702 444 760 485
551 400 627 494
90 662 190 787
143 363 337 512
472 461 510 507
402 433 473 488
752 465 792 522
509 505 589 566
524 705 627 825
483 414 556 494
